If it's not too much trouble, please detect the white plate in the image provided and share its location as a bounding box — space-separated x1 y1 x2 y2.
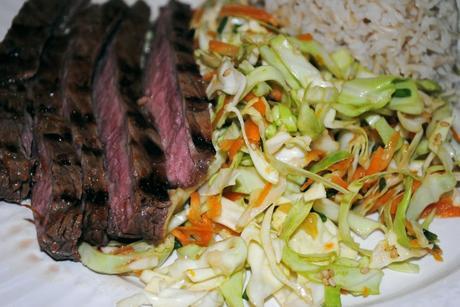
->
1 1 459 306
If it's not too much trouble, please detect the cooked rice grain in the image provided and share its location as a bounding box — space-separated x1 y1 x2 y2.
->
254 0 460 97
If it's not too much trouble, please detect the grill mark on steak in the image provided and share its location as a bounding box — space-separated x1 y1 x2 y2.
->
0 85 33 202
94 1 174 242
0 0 84 203
29 0 89 260
0 0 88 202
61 1 126 246
32 116 84 260
142 0 214 188
0 0 73 85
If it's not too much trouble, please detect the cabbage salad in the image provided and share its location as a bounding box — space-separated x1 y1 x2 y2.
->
81 1 460 306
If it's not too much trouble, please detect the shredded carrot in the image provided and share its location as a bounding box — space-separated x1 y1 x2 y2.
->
207 30 217 38
412 180 421 192
330 158 352 177
451 127 460 143
369 188 396 213
203 70 216 82
212 96 232 129
219 4 279 26
172 215 215 247
244 92 257 102
269 85 283 101
297 33 313 41
351 166 366 181
366 147 385 176
173 193 220 247
244 118 260 145
209 40 239 58
223 190 244 201
301 178 314 192
172 228 191 245
221 138 244 160
366 132 401 176
390 194 404 215
191 8 204 27
330 158 352 172
188 192 201 224
331 174 349 189
228 138 244 160
252 98 266 116
206 195 222 219
421 195 460 218
175 226 213 247
254 182 272 207
305 149 325 166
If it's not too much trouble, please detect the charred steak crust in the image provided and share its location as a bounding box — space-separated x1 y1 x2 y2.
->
94 1 173 243
0 84 33 202
29 0 89 260
32 116 83 260
0 0 71 85
61 0 126 246
0 0 79 203
142 0 215 189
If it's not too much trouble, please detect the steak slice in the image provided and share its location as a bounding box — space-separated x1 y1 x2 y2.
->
61 0 126 246
0 84 32 202
29 1 89 260
141 0 214 189
32 116 83 260
0 0 71 85
94 1 174 242
0 0 88 204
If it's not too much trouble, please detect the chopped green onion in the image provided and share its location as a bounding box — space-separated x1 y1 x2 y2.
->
217 17 228 35
378 178 387 191
422 229 438 244
392 88 411 98
388 79 423 115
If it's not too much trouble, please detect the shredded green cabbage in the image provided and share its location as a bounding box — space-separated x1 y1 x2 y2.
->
116 2 460 305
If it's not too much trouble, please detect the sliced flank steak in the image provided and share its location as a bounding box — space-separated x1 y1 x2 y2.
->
94 1 175 243
141 0 215 189
0 0 88 204
61 0 125 247
0 0 74 85
29 0 89 260
0 84 33 203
